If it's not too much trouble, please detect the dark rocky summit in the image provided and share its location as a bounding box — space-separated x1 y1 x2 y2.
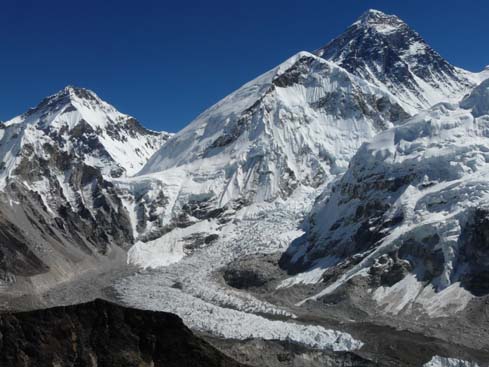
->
0 299 245 367
317 9 472 109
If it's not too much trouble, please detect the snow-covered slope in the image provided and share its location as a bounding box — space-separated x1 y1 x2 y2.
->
316 9 484 113
139 52 408 206
136 10 488 229
116 186 364 353
281 79 489 316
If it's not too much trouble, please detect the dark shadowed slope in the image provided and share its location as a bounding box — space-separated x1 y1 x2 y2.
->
0 299 246 367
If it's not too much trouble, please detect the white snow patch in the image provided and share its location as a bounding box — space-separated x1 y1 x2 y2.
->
278 256 340 289
128 220 219 268
423 356 480 367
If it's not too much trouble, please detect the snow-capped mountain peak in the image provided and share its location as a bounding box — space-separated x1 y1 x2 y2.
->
1 9 489 366
2 86 171 177
316 9 474 112
14 86 128 131
353 9 405 33
54 85 101 103
0 86 173 291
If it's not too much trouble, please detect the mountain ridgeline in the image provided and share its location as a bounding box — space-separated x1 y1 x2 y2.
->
1 10 489 366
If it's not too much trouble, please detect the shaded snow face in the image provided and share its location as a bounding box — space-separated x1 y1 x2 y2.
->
316 10 475 112
461 78 489 117
281 95 489 315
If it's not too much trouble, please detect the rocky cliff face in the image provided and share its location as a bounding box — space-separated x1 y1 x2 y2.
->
0 299 245 367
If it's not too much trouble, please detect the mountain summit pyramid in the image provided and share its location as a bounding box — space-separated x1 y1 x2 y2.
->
316 9 485 112
2 86 170 178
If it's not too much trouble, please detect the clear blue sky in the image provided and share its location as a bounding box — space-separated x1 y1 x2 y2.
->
1 0 488 132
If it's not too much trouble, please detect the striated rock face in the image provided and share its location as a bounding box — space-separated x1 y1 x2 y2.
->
0 299 245 367
0 167 131 292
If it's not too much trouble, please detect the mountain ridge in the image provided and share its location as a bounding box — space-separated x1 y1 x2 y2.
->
3 85 171 178
1 9 489 367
